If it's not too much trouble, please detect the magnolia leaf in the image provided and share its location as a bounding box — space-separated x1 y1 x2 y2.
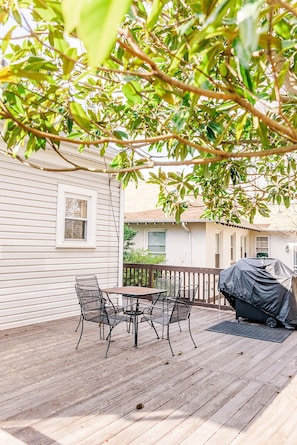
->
283 196 290 208
69 102 91 131
62 0 133 67
237 0 264 67
122 82 142 105
61 0 84 33
0 66 17 83
147 0 169 31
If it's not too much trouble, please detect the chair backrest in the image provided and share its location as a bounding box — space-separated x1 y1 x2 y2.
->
168 285 197 324
75 274 111 322
178 285 198 302
169 298 192 323
75 283 107 322
155 276 181 298
75 274 100 290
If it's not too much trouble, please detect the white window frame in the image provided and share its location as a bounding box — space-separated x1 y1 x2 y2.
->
240 235 247 258
293 246 297 272
255 235 269 257
230 232 236 262
215 231 221 268
56 184 97 248
146 230 166 256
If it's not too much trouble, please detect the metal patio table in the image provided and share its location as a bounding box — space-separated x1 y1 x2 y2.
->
101 286 165 347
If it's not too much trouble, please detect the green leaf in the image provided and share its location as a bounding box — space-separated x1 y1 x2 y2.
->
69 102 91 131
283 196 290 208
201 0 219 17
114 130 128 140
1 27 16 54
62 0 133 67
236 0 264 67
147 0 169 31
61 0 84 33
122 82 142 105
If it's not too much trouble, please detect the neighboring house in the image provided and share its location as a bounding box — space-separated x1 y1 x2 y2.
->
125 206 256 269
124 183 297 271
253 205 297 272
0 140 123 330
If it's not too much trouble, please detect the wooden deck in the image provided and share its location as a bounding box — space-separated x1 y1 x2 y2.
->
1 307 297 445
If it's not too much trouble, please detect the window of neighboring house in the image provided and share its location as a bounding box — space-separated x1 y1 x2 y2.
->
230 233 236 263
147 231 166 255
293 246 297 272
215 232 221 268
56 184 97 248
240 235 247 258
255 236 269 257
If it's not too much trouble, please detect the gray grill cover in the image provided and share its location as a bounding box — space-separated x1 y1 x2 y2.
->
218 258 297 327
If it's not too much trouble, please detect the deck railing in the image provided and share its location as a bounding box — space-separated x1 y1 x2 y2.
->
123 263 231 310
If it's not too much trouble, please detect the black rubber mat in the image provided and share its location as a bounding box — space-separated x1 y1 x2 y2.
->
206 320 293 343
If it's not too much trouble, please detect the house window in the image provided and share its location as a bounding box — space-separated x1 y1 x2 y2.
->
230 233 236 263
56 184 97 248
147 231 166 255
215 232 221 268
256 236 269 257
293 246 297 272
240 235 247 258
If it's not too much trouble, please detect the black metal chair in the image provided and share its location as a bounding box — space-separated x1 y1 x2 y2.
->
155 276 181 299
142 285 198 356
74 275 131 358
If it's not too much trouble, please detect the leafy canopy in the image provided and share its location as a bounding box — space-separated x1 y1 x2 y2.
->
0 0 297 223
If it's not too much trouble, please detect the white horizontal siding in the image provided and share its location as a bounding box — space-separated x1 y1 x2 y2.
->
0 152 122 330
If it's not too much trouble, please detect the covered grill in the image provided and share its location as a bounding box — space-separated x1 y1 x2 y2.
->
218 258 297 329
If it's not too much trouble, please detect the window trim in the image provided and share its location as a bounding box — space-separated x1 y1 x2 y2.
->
215 231 222 268
230 232 236 262
146 229 166 256
56 184 97 248
255 235 269 258
240 235 247 258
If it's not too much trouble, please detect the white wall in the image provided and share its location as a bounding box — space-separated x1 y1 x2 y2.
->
205 223 251 269
249 230 297 271
128 221 297 271
129 221 252 268
0 153 122 330
131 223 207 267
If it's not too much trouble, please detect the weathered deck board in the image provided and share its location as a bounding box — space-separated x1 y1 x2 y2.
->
1 307 297 444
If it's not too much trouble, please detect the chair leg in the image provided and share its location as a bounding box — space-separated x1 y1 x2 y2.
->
150 321 160 340
75 318 84 349
188 318 197 349
99 322 105 339
126 315 133 333
167 325 175 356
105 327 113 358
74 315 82 332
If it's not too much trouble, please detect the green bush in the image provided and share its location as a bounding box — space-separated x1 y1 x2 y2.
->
124 248 165 264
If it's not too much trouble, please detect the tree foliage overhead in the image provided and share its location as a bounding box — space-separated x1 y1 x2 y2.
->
0 0 297 223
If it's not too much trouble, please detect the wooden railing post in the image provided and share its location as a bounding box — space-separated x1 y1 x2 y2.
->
148 265 155 287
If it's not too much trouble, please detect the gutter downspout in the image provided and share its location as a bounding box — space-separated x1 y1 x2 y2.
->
181 222 192 266
118 184 124 286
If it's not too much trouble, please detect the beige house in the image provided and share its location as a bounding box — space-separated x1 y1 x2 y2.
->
124 183 297 271
0 140 123 330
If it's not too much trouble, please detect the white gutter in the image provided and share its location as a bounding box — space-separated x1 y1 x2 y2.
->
118 184 125 286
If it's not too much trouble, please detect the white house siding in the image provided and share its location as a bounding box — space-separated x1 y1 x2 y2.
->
131 223 206 267
205 223 252 269
0 153 122 330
